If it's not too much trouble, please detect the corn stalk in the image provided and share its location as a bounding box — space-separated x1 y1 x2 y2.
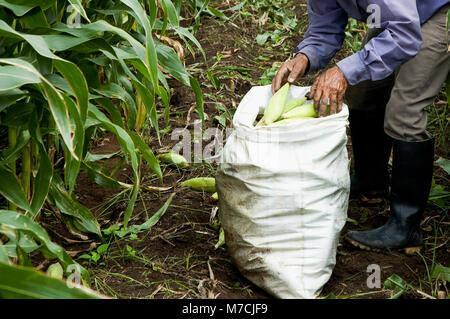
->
0 0 205 295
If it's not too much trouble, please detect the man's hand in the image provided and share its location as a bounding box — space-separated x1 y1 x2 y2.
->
310 66 348 117
272 53 309 94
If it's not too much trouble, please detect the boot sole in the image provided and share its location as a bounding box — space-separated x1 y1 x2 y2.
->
345 236 421 255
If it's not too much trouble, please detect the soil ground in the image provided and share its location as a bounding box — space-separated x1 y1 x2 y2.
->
40 1 449 299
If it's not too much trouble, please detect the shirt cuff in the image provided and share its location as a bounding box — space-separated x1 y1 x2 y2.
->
296 46 320 74
336 52 370 85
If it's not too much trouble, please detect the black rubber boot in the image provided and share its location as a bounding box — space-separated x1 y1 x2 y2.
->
346 137 435 254
349 108 392 197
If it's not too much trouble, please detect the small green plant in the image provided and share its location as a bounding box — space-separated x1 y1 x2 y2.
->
258 62 282 85
125 245 136 258
428 158 450 209
344 18 367 53
79 244 110 265
384 274 409 299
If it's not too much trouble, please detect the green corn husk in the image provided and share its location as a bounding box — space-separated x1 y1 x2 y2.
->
270 117 315 126
283 97 307 113
255 116 266 127
211 192 219 201
263 82 290 125
181 177 216 193
281 103 317 119
157 152 189 168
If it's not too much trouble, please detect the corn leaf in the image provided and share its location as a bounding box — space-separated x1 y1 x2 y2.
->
0 210 84 275
0 0 34 16
129 131 162 181
0 65 40 91
0 262 101 299
0 89 26 112
48 179 102 237
0 58 76 159
67 0 90 23
0 165 31 212
161 0 179 27
28 110 53 217
431 263 450 282
0 241 9 264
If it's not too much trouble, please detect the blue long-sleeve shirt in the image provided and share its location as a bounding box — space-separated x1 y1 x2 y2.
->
296 0 450 85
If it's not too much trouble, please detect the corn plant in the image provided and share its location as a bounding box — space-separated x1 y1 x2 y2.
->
0 0 204 295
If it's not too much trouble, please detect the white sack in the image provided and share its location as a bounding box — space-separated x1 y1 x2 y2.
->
216 85 350 299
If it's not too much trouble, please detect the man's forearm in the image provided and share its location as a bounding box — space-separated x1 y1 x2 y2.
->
296 0 348 73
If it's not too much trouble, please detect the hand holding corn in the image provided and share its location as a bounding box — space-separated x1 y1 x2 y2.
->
310 66 348 117
271 53 310 94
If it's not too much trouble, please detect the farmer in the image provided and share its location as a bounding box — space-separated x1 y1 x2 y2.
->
272 1 450 252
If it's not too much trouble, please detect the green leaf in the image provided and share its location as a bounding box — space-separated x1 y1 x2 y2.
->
123 185 139 229
123 193 174 235
190 76 205 123
384 274 407 299
256 33 270 46
20 7 49 29
384 274 406 292
129 132 162 181
0 262 101 299
431 263 450 282
87 104 139 179
94 83 137 130
46 263 64 280
0 129 30 165
156 43 190 85
49 179 101 237
0 58 76 159
84 152 120 162
29 110 53 216
161 0 179 27
173 26 206 61
0 165 31 212
62 94 84 193
97 244 109 255
53 60 89 122
0 65 40 91
0 210 84 276
214 227 225 249
0 0 34 16
0 89 26 113
0 241 10 264
81 162 123 189
67 0 90 23
436 157 450 176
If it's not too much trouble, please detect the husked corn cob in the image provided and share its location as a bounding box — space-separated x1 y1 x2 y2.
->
181 177 216 193
262 82 290 125
281 103 317 119
157 152 189 168
283 97 307 113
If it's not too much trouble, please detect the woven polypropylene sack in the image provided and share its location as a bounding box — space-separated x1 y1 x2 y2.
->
216 85 350 299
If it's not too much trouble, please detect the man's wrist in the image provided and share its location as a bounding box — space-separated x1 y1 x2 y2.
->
295 53 310 74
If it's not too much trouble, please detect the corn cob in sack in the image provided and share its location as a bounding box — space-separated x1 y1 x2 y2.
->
216 85 350 299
